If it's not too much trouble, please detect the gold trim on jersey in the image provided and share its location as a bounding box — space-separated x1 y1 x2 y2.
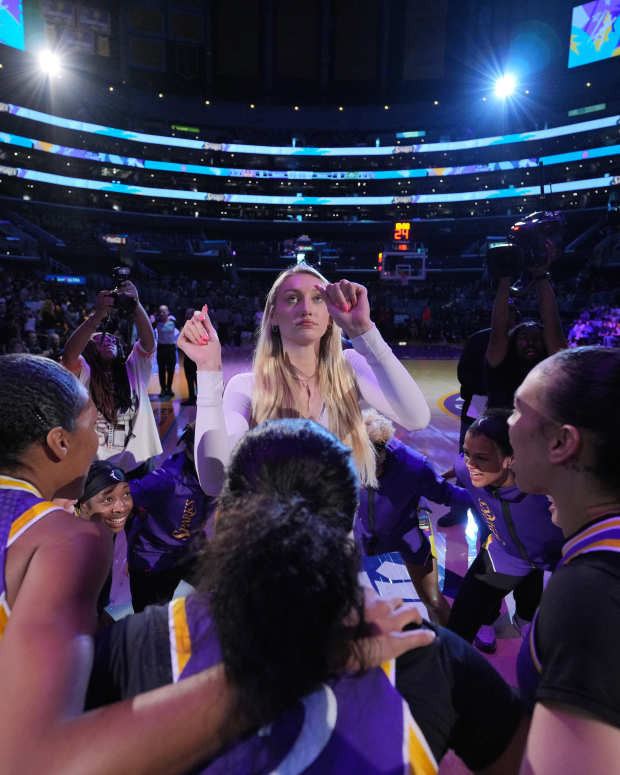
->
562 517 620 557
7 501 58 546
404 698 438 774
381 658 396 684
380 660 438 774
0 476 42 497
0 593 9 640
169 596 192 682
166 598 437 773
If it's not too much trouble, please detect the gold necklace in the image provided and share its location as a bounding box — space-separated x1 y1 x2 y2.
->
289 365 318 416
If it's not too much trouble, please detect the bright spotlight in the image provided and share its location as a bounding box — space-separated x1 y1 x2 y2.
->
495 73 516 98
38 49 61 78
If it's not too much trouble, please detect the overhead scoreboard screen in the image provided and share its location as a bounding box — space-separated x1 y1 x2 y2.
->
569 1 620 67
0 1 25 50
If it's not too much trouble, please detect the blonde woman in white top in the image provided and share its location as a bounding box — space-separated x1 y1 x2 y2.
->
178 263 430 495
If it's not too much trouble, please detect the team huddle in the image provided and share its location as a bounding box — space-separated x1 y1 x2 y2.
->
1 263 619 774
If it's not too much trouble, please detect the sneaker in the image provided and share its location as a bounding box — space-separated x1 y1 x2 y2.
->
474 624 497 654
438 509 467 527
512 614 531 637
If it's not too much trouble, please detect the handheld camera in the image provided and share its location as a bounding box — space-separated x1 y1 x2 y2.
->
109 266 137 316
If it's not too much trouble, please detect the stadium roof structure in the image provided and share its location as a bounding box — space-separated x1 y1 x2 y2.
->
0 0 618 133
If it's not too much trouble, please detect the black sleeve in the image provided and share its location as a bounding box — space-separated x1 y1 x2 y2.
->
457 330 490 397
85 605 173 708
534 559 620 728
396 625 524 771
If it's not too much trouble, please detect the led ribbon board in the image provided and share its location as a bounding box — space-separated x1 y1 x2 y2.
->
1 131 619 181
0 164 614 205
2 102 619 156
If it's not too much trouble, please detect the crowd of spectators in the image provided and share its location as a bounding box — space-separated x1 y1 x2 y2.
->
568 305 620 347
0 269 90 358
4 256 619 363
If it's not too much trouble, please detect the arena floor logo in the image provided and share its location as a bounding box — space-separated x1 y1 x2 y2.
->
361 553 420 603
438 391 463 418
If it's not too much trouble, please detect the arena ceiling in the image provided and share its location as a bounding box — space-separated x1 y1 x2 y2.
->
6 0 618 111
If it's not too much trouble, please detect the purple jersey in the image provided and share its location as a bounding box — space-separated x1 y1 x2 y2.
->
355 438 473 565
127 453 213 572
0 476 58 639
454 454 563 575
168 594 438 774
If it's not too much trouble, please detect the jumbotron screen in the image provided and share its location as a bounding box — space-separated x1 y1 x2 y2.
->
0 1 25 50
569 1 620 68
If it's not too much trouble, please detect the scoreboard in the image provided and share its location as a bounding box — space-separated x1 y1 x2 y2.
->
379 222 427 281
392 221 412 251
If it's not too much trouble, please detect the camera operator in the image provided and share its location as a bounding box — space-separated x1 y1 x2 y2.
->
440 217 566 529
486 216 567 409
486 273 566 409
62 278 162 473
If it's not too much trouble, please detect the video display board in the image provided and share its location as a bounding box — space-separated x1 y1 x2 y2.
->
0 164 614 205
2 102 619 157
1 129 619 183
569 1 620 67
0 1 25 50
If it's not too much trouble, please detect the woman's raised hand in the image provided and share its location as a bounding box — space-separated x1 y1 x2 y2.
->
315 279 373 338
177 305 222 370
94 289 116 321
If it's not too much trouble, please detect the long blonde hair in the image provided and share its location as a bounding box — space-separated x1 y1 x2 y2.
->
251 263 378 488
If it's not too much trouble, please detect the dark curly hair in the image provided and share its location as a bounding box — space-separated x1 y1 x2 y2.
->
83 338 134 424
0 354 89 469
219 418 359 532
201 492 366 725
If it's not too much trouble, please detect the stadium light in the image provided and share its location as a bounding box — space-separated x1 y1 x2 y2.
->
494 73 516 98
38 49 62 77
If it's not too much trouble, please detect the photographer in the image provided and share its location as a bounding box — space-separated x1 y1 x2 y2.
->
486 274 566 409
486 215 567 409
440 218 566 529
62 277 162 473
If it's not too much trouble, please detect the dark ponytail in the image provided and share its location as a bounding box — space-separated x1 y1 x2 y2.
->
539 346 620 491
